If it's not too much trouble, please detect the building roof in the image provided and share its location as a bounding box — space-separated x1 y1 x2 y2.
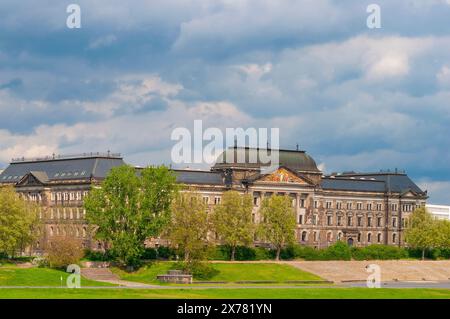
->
330 172 425 194
213 147 321 173
321 177 387 192
173 169 224 185
0 153 125 184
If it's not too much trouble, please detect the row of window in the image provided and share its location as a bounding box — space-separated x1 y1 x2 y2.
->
49 225 87 238
40 208 86 220
299 214 405 228
202 196 222 205
300 230 398 244
50 191 89 202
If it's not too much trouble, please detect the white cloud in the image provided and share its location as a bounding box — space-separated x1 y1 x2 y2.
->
88 34 117 50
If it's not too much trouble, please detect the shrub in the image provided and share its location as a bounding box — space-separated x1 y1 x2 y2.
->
172 261 220 280
142 248 157 260
254 247 273 260
352 245 408 260
84 249 116 262
156 246 177 260
45 236 84 269
319 241 352 260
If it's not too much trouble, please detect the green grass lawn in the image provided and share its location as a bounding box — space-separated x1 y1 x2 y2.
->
0 267 115 287
112 262 323 284
0 287 450 299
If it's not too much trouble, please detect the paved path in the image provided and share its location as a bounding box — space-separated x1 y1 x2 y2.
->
285 260 450 283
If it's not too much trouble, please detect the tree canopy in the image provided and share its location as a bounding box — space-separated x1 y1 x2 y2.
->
258 194 296 260
84 165 178 266
0 186 39 257
213 190 254 260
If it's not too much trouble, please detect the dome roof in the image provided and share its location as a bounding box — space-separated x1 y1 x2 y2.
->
213 147 320 173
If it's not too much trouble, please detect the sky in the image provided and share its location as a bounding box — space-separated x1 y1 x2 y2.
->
0 0 449 204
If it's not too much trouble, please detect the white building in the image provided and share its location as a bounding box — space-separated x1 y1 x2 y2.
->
426 204 450 221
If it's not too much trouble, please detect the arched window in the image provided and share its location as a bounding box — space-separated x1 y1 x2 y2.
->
392 233 397 243
301 231 307 242
337 232 342 241
367 233 372 243
313 231 318 242
377 233 382 243
357 233 361 242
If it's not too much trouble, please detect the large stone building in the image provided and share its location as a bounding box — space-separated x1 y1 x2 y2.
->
0 147 428 253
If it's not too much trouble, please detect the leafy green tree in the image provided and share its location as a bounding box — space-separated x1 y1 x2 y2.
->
0 186 39 257
84 165 178 267
213 190 254 260
404 207 441 260
258 195 296 260
168 190 210 263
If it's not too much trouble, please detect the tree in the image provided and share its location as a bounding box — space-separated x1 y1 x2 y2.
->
84 165 178 267
45 236 84 268
0 186 39 257
258 195 296 260
213 190 254 260
168 190 210 263
404 207 440 260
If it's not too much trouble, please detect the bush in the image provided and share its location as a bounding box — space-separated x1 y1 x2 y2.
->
156 246 177 260
84 249 116 262
142 248 157 260
352 245 408 260
45 236 84 269
172 261 220 280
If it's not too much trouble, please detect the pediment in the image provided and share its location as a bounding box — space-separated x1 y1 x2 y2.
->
17 171 48 186
257 167 311 185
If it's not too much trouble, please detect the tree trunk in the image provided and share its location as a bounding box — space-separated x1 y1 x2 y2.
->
184 250 190 262
276 247 281 261
422 249 425 260
231 246 236 261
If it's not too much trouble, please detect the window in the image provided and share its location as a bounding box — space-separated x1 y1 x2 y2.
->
64 192 69 201
347 216 353 226
347 202 352 210
202 196 209 204
298 215 304 224
300 199 305 208
357 216 362 227
336 202 342 209
357 233 361 242
356 203 363 210
50 192 56 201
327 232 332 242
214 197 221 205
327 215 332 226
377 233 382 243
337 216 342 226
70 192 75 201
367 217 372 227
312 215 318 225
377 217 382 227
367 203 372 210
367 233 372 242
393 233 397 243
377 203 382 211
313 232 318 242
301 231 307 242
337 232 342 241
392 217 397 228
326 201 332 209
253 196 259 206
314 201 318 208
391 203 398 211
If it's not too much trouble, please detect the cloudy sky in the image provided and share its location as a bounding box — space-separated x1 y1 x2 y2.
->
0 0 449 204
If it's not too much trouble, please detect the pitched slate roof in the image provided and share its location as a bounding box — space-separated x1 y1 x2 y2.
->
0 154 125 184
321 177 386 192
173 170 224 185
324 172 426 194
